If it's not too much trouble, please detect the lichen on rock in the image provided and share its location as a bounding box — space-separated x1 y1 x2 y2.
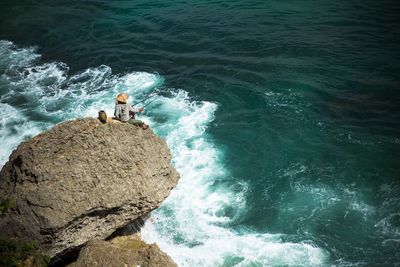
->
0 118 179 260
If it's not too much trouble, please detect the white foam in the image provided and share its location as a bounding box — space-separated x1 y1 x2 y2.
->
0 40 40 69
124 72 163 95
141 92 328 266
0 103 49 166
144 220 326 266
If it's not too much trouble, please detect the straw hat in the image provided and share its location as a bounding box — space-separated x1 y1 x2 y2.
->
116 93 129 103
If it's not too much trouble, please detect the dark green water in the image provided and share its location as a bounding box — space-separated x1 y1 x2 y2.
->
1 0 400 266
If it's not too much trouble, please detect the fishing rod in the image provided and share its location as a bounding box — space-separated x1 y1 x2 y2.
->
133 89 161 106
129 94 161 119
132 95 160 108
142 94 161 108
133 98 147 106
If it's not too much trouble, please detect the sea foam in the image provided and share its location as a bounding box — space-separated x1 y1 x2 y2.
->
140 91 327 266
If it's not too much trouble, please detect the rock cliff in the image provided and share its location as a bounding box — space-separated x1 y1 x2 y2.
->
0 118 179 261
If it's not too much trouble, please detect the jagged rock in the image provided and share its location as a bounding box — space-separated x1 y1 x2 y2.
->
0 118 179 259
68 235 177 267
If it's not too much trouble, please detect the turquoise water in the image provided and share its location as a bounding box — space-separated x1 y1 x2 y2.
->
1 0 400 266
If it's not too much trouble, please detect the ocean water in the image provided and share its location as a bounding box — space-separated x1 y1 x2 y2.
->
1 0 400 266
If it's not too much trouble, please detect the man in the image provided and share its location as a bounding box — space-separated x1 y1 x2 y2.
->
114 93 149 129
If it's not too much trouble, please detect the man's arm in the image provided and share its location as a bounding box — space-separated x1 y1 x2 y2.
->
129 104 143 113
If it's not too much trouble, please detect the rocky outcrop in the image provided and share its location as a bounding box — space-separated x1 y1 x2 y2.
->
0 118 179 260
68 235 176 267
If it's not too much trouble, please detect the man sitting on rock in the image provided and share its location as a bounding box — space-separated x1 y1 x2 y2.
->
114 93 149 129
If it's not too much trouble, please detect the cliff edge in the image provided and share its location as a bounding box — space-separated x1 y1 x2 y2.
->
0 118 179 262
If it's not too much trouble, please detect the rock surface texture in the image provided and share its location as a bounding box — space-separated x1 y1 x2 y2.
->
0 118 179 258
68 235 177 267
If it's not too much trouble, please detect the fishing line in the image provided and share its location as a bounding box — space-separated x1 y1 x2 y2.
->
133 98 147 106
133 88 161 106
142 95 161 108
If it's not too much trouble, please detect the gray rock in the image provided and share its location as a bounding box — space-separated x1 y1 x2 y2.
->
0 118 179 258
68 235 177 267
